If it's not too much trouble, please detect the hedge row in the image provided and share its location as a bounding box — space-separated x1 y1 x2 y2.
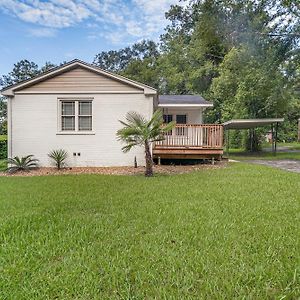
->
0 140 7 159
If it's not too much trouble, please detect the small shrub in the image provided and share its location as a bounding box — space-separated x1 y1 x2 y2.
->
48 149 68 169
6 155 39 174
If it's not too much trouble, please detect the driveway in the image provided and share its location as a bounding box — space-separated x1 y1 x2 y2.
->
246 159 300 173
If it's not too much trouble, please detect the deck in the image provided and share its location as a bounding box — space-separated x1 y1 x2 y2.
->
153 124 224 160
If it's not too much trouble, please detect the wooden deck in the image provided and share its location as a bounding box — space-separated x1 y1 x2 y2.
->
153 124 224 160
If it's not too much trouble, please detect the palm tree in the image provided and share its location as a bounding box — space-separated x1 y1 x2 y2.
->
48 149 68 170
117 110 175 177
6 155 39 173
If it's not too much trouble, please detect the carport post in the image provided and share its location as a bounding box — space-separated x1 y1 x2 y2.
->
250 128 254 152
226 129 230 157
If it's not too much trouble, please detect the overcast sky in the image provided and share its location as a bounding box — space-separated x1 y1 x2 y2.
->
0 0 180 74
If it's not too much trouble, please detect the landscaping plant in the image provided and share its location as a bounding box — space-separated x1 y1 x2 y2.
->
117 110 175 177
48 149 68 170
6 155 39 173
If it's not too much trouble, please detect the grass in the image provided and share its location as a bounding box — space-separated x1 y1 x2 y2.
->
277 142 300 150
0 163 299 299
228 142 300 160
229 150 300 161
0 159 5 171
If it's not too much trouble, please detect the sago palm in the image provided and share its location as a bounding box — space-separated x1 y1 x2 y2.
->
48 149 68 169
6 155 39 174
117 110 175 177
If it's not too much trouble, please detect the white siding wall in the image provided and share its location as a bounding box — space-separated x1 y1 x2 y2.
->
11 93 153 167
161 108 203 123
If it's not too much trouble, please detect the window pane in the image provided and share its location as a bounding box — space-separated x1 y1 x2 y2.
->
79 116 92 131
79 101 92 115
176 115 187 136
62 116 75 131
176 115 187 124
62 101 75 115
163 114 173 123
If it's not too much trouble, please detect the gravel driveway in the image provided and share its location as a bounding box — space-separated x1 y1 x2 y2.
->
246 159 300 173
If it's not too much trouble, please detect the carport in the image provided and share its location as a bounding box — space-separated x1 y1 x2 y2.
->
223 118 284 156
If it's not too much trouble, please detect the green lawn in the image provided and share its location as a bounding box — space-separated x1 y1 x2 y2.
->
0 163 299 299
0 159 5 171
229 150 300 161
276 142 300 150
228 142 300 161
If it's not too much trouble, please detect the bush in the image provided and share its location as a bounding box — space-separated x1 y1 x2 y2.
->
0 139 7 159
6 155 39 174
48 149 68 169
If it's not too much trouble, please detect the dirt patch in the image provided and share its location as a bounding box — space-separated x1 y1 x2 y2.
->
0 162 226 177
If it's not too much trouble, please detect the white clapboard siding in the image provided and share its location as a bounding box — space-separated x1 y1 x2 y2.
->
11 93 153 167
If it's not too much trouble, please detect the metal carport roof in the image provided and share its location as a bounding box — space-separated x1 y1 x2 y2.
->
223 118 284 155
223 118 284 129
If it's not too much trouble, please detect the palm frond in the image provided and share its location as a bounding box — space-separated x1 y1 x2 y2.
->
6 155 39 174
121 142 139 153
147 109 163 128
162 121 176 132
125 111 147 127
48 149 68 169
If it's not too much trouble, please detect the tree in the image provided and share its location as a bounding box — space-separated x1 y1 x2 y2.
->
160 0 300 148
0 60 39 88
116 110 175 177
39 61 57 73
0 60 57 89
0 97 7 135
93 40 159 73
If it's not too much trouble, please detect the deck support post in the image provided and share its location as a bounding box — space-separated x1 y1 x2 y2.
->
158 157 161 165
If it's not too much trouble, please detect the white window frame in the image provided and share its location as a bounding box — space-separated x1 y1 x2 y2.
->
78 101 93 131
57 98 94 135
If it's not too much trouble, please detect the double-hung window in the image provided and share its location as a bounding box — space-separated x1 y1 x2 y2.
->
60 100 93 132
61 101 75 131
78 101 92 131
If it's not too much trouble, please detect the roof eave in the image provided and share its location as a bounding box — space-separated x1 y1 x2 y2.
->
158 103 213 108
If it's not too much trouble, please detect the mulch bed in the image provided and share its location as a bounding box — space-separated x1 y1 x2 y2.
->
0 162 226 177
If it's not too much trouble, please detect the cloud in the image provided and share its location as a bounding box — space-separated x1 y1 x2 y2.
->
0 0 181 42
28 27 57 37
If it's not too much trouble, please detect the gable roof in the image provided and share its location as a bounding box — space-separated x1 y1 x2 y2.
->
158 95 213 107
1 59 157 96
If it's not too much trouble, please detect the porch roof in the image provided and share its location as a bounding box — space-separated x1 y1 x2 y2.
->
223 118 284 129
158 95 213 108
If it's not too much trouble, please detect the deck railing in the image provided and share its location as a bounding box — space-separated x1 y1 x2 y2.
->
155 124 223 149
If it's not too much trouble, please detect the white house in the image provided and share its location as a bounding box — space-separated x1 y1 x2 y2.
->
1 59 223 167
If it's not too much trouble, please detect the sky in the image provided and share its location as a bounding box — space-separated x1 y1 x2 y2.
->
0 0 181 75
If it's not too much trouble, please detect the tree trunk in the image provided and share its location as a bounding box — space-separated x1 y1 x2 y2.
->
144 141 153 177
